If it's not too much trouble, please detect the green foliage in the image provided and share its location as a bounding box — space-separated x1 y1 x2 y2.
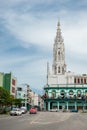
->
0 87 14 106
13 98 23 107
0 87 25 110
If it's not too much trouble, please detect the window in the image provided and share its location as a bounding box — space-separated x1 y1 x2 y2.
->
52 90 56 98
58 51 60 60
58 67 60 73
74 78 76 84
81 78 83 84
18 93 21 96
62 67 64 74
12 79 16 85
60 90 65 95
85 90 87 97
69 90 73 95
12 87 15 93
17 87 22 91
55 66 56 74
58 51 60 55
84 78 86 84
77 90 81 97
78 78 80 84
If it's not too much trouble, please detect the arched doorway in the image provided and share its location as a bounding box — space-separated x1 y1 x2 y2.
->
50 102 57 110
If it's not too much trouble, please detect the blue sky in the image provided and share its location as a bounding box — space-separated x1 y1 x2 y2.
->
0 0 87 94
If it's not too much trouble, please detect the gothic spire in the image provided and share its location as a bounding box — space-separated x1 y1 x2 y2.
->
57 20 60 27
53 20 66 75
55 20 63 44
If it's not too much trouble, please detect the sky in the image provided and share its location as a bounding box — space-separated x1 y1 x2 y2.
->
0 0 87 94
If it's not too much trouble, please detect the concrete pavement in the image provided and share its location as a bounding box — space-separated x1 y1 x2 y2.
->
0 112 87 130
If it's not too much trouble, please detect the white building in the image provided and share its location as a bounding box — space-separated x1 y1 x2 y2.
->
47 21 87 86
44 20 87 111
16 84 30 107
16 84 43 110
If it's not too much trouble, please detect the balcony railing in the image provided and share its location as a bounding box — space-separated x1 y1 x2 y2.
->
44 84 87 88
42 95 87 101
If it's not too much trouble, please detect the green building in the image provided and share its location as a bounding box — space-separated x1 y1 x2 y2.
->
43 21 87 111
3 73 11 92
0 72 17 97
0 72 4 87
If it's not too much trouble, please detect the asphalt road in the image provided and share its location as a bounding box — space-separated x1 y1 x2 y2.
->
0 112 87 130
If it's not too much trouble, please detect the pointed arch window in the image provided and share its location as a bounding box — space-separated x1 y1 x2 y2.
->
62 67 64 74
55 66 56 74
58 66 60 73
58 51 60 60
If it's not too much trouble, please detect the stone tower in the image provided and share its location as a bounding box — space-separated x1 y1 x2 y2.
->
52 21 66 75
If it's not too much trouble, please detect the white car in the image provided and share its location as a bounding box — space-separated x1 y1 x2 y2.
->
10 108 22 116
20 107 27 114
50 108 58 112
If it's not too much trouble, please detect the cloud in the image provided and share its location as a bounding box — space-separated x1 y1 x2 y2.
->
0 0 87 93
4 9 87 55
1 10 56 50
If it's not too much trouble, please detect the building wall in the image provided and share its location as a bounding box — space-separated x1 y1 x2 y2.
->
16 84 28 99
3 73 11 92
0 72 4 87
10 74 17 97
45 85 87 99
33 93 39 106
3 72 17 97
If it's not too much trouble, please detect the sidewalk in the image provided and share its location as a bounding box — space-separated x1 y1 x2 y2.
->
0 114 9 118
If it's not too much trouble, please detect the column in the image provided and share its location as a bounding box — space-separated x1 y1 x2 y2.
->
66 102 69 111
44 101 46 111
57 102 59 111
75 101 77 110
48 101 50 111
82 102 85 111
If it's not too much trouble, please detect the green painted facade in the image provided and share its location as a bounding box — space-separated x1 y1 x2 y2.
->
0 72 4 87
3 73 11 92
44 84 87 111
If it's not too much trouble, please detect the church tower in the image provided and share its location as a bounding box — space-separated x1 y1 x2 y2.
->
52 21 66 75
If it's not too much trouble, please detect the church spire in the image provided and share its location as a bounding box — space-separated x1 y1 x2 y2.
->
55 20 64 44
57 20 60 27
53 20 66 75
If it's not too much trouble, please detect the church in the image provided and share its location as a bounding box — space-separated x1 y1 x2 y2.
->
43 20 87 111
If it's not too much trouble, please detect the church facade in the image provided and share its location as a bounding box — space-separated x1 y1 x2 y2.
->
43 21 87 111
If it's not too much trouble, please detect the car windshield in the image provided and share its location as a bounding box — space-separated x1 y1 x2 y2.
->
12 108 19 111
31 107 36 109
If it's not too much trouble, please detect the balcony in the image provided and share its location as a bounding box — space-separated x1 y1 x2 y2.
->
43 94 87 101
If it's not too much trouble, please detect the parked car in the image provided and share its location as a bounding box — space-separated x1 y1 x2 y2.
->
70 109 78 112
50 108 58 112
20 107 27 114
29 107 37 114
10 108 22 116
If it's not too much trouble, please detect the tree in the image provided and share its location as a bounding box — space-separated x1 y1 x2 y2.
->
0 87 14 106
14 98 24 107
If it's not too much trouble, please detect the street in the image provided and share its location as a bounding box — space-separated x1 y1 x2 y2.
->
0 112 87 130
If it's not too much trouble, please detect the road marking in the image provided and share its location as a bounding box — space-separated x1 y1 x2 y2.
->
30 113 42 124
30 112 74 125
